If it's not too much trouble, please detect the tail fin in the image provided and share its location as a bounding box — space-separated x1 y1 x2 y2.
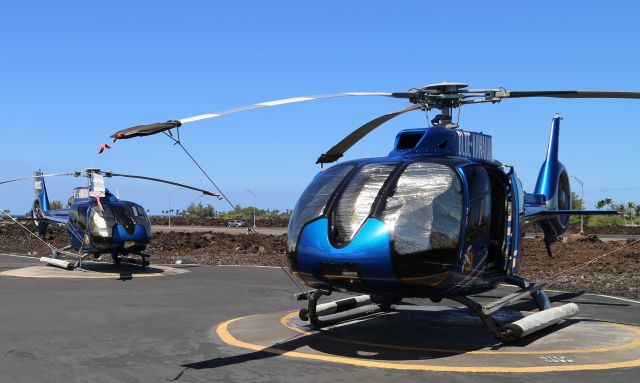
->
533 115 571 251
33 170 50 213
534 114 562 202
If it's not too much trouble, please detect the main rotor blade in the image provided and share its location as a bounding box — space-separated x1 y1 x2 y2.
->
500 90 640 99
107 173 220 197
316 104 421 165
0 172 78 186
111 92 408 140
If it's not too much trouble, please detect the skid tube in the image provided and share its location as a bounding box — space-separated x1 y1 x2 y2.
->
112 253 150 268
40 245 87 270
296 289 384 326
451 276 578 343
295 276 578 343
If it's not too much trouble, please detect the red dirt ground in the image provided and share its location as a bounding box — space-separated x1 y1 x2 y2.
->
1 223 638 299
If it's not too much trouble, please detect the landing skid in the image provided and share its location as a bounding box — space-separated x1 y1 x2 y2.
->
449 276 578 343
112 253 150 269
296 276 579 343
39 248 150 271
40 245 87 270
297 289 381 326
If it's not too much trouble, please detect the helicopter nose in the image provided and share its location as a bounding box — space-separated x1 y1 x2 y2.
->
113 224 148 243
295 217 396 290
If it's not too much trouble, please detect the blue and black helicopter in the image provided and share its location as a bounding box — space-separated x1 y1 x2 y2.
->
104 82 632 342
1 168 219 269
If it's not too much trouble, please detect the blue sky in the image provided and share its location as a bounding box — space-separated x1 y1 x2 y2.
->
1 1 639 214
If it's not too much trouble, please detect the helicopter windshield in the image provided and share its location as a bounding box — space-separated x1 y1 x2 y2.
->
288 160 463 259
287 164 356 253
333 163 397 245
89 202 151 238
378 161 463 286
380 162 462 255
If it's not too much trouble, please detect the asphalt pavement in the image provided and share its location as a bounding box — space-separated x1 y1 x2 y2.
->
1 254 639 383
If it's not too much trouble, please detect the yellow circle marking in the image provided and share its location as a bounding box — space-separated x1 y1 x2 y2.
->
0 271 165 279
279 311 640 355
0 265 187 279
216 314 640 373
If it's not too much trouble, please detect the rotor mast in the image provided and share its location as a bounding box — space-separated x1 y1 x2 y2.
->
427 82 467 128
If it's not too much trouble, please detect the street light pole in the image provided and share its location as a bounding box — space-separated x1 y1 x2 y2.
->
245 189 256 228
571 175 584 235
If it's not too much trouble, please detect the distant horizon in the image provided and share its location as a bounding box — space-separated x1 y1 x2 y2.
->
3 184 636 218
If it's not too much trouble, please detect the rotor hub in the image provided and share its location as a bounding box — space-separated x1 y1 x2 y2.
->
423 82 469 92
408 82 471 128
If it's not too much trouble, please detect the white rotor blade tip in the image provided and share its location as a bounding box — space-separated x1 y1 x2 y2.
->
345 92 392 96
179 114 221 123
256 97 315 107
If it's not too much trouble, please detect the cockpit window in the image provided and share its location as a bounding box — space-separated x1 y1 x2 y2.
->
90 205 113 238
99 204 114 218
332 163 397 246
380 162 462 256
463 166 492 243
76 205 89 231
108 204 137 234
287 164 356 253
129 204 147 218
131 204 151 237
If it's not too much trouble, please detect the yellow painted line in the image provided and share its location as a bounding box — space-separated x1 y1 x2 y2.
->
0 272 164 279
217 315 640 373
279 311 640 355
0 266 186 279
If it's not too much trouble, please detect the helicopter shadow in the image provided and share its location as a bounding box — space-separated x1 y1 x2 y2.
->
176 305 590 378
171 333 308 381
76 262 167 281
286 308 567 361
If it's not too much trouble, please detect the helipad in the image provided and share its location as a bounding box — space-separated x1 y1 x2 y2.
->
0 261 188 279
0 254 638 382
217 305 640 373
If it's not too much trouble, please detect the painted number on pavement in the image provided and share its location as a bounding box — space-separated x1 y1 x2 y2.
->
540 355 574 363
